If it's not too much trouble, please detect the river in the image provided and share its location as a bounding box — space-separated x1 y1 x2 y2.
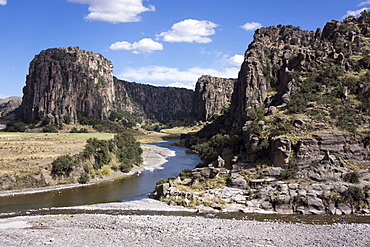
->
0 141 201 214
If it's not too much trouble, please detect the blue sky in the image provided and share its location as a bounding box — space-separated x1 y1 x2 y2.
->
0 0 368 97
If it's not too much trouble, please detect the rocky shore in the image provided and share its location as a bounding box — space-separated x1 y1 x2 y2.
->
0 210 369 247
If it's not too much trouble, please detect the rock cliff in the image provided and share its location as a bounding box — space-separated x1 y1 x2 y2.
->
191 75 235 121
21 47 194 125
114 78 193 122
22 47 115 124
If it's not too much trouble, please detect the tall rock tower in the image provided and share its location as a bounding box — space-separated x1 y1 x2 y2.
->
22 47 115 124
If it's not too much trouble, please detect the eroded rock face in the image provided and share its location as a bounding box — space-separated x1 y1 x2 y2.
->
115 79 193 122
192 75 235 121
22 47 115 124
21 47 194 125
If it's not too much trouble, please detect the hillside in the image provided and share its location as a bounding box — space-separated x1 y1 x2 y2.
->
153 12 370 215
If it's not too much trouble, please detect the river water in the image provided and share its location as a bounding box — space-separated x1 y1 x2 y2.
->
0 141 201 214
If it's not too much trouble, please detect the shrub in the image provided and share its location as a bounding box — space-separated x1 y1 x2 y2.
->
51 154 76 177
179 168 193 180
343 171 360 184
78 172 89 184
5 121 27 132
42 125 58 133
83 138 112 170
346 186 364 202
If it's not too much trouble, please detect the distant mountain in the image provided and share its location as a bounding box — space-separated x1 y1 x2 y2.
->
0 96 22 118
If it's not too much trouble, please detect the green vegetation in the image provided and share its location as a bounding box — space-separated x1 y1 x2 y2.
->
5 121 27 132
51 154 77 177
343 171 361 184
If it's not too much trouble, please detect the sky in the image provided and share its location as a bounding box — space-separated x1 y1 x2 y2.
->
0 0 368 98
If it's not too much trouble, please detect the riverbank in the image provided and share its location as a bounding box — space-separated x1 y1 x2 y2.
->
0 212 369 247
0 142 175 197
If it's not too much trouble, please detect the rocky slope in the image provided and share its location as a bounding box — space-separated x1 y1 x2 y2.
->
154 13 370 215
0 97 22 118
191 75 235 121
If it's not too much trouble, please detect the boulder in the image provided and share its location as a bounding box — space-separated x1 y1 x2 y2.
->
271 138 291 167
228 175 248 189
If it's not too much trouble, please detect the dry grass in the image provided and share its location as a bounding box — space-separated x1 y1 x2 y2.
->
0 132 113 176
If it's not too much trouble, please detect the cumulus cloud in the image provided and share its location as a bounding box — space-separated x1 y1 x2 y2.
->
67 0 155 23
118 66 239 89
359 1 370 6
0 0 7 6
109 38 163 53
240 22 262 31
228 54 244 67
157 19 219 43
343 7 369 19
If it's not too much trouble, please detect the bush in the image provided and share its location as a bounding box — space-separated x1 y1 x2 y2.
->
78 172 89 184
179 168 192 180
51 154 76 177
346 186 364 202
343 171 360 184
42 125 58 133
83 138 112 170
5 121 27 132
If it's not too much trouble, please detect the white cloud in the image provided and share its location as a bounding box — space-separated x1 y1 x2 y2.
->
0 0 7 6
109 38 163 53
157 19 219 43
228 54 244 67
240 22 262 31
67 0 155 23
118 66 239 89
343 7 369 19
359 1 370 6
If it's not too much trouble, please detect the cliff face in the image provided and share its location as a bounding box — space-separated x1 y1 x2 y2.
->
114 78 193 122
21 47 195 125
192 75 235 121
22 47 115 124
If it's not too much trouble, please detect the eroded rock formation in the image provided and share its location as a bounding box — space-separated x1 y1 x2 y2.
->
191 75 235 121
22 47 115 124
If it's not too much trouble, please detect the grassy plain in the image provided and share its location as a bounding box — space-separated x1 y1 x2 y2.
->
0 132 114 176
0 126 192 178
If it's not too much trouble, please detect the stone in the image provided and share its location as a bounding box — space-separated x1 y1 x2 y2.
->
228 175 248 189
268 167 282 176
337 203 352 215
271 138 291 167
215 156 225 168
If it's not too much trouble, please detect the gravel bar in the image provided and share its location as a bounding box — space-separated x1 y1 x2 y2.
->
0 213 369 247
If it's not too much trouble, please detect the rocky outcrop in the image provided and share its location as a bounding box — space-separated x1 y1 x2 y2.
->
22 47 115 124
192 75 235 121
115 78 193 122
